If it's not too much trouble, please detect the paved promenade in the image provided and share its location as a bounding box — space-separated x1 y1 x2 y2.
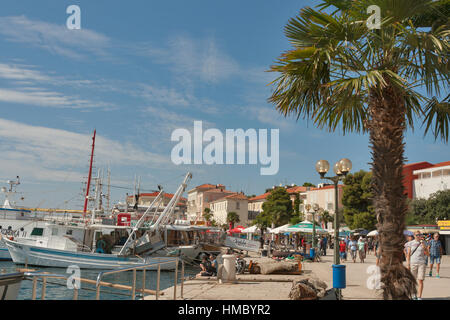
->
145 252 450 300
306 252 450 300
144 272 310 300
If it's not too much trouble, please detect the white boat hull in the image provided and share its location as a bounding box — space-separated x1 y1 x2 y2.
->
2 238 177 270
0 245 9 260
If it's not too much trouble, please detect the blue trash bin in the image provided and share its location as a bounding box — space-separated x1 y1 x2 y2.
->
332 264 346 289
309 248 315 259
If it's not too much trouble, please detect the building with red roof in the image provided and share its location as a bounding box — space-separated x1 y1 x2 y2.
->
186 183 235 221
210 192 249 226
411 161 450 199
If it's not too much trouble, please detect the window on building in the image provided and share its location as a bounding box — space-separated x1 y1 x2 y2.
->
442 169 450 176
236 202 240 210
421 172 431 179
327 202 333 210
432 170 443 177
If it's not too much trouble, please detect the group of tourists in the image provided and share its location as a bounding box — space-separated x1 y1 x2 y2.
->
196 254 218 277
404 232 444 300
338 235 368 263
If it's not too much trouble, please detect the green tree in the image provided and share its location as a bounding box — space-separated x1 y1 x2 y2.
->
268 0 449 299
342 170 377 230
254 211 271 249
321 210 333 229
203 208 212 223
406 198 429 224
302 182 316 187
290 192 304 224
425 190 450 222
226 211 240 229
261 187 294 227
407 190 450 224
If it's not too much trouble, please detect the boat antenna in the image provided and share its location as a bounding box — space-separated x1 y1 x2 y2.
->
83 129 96 217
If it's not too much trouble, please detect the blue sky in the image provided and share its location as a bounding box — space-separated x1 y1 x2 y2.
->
0 0 448 209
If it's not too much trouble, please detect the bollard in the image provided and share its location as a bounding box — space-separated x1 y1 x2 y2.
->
221 254 236 282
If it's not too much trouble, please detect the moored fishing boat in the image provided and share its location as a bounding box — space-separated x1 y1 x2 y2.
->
2 236 176 270
1 173 193 270
0 177 49 260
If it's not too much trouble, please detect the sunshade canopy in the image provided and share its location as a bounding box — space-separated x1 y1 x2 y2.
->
286 220 328 234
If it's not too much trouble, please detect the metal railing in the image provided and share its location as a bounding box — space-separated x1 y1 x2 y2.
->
23 272 80 300
95 257 185 300
23 257 186 300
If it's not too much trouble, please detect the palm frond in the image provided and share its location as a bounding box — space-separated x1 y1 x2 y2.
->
422 95 450 143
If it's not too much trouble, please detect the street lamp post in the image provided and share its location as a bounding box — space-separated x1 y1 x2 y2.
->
315 158 352 298
305 203 312 247
312 203 319 250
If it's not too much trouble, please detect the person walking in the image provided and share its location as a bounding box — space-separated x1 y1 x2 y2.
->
428 233 443 278
404 234 414 262
407 231 429 300
301 237 306 254
339 239 347 261
322 236 327 256
357 237 366 263
349 237 358 263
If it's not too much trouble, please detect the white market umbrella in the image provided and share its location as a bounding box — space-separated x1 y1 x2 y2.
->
269 224 291 234
367 230 414 237
367 230 378 237
241 225 259 234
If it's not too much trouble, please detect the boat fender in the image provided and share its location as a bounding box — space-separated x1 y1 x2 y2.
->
8 236 14 241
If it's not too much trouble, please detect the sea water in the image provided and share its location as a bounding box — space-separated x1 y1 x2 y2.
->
0 261 197 300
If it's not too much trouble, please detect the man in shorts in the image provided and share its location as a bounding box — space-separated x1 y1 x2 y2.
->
428 233 443 278
407 231 429 300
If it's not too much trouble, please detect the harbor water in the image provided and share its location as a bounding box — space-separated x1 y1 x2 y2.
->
0 261 197 300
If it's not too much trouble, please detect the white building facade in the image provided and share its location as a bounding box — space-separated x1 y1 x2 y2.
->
210 193 249 226
413 163 450 199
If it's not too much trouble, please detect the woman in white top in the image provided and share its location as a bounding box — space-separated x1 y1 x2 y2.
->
357 237 366 263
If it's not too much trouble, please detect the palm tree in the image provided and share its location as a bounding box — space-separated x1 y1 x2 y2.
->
268 0 449 299
203 208 212 224
321 210 333 229
226 211 240 229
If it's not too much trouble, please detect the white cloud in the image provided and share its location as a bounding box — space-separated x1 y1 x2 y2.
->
246 105 294 130
0 88 112 109
0 118 169 183
141 35 239 84
0 63 51 82
0 16 111 59
0 62 118 110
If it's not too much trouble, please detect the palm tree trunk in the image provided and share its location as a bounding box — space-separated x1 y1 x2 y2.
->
368 80 417 300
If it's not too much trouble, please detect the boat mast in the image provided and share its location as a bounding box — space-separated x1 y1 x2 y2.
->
83 130 96 218
106 167 111 213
